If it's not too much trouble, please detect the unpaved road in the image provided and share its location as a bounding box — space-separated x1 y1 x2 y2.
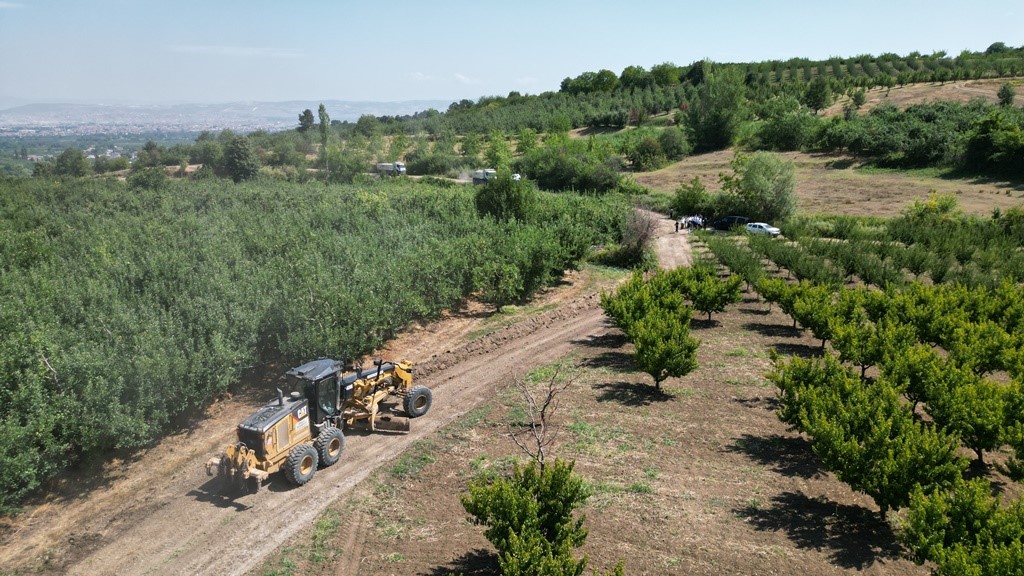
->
0 212 690 576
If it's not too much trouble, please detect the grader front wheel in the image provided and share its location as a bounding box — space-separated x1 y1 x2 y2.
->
404 385 433 418
284 443 319 486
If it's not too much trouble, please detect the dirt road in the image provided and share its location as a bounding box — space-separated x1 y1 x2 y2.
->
0 213 689 576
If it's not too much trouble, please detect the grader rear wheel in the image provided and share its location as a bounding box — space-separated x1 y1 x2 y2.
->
314 426 345 468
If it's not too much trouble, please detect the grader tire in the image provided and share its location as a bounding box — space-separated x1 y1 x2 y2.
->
314 426 345 468
404 385 432 418
284 443 318 486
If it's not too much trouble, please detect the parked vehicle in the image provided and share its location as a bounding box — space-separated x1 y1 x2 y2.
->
745 222 781 237
375 162 406 176
711 215 750 231
472 168 497 184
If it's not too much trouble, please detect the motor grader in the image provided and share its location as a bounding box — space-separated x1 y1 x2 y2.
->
206 358 431 493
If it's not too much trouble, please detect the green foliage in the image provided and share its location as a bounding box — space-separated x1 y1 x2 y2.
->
624 135 665 172
224 136 261 183
600 267 701 389
631 305 699 389
515 137 623 194
753 95 821 151
718 151 796 223
474 171 538 222
317 103 330 151
900 478 1024 575
686 65 748 152
484 131 513 170
516 128 539 155
998 82 1017 106
702 234 765 288
770 353 967 515
92 155 130 174
670 264 743 322
461 459 590 576
297 109 315 133
670 176 710 217
126 166 169 192
924 366 1008 464
53 148 91 178
658 126 691 160
802 76 833 113
850 88 867 108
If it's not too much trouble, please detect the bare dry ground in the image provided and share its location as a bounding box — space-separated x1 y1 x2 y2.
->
635 149 1024 218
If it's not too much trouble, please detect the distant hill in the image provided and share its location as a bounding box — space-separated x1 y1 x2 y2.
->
0 99 453 136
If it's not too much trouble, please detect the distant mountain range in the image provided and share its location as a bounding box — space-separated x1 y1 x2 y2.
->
0 100 454 136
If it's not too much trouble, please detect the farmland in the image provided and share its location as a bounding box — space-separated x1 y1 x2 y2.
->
2 45 1024 575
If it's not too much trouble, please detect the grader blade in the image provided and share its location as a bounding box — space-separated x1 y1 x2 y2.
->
372 414 411 433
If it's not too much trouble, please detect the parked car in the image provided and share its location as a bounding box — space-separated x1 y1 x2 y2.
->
745 222 781 237
711 215 750 231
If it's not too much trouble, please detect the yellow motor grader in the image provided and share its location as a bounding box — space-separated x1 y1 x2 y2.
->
206 358 431 493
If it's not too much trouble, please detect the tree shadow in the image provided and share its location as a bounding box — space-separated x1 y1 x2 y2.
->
580 351 635 373
592 381 675 406
421 548 499 576
574 126 622 138
743 322 802 339
732 395 779 412
733 491 904 569
726 433 821 479
738 306 771 316
690 317 720 329
824 157 859 170
771 342 825 359
938 168 1024 190
574 331 628 349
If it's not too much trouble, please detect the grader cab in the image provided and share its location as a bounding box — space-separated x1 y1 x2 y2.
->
206 358 431 493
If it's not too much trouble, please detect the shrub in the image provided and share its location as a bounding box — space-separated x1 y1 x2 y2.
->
462 459 590 576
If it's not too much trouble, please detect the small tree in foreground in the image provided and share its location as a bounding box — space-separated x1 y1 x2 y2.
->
461 365 625 576
632 305 700 390
463 459 590 576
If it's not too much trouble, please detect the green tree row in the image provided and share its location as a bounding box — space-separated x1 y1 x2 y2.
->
0 176 629 511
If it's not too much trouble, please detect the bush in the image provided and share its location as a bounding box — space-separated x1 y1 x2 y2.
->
475 171 538 222
718 151 796 223
462 459 590 576
515 140 623 194
405 152 463 176
127 167 168 192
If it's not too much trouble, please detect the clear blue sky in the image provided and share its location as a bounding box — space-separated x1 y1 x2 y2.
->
1 0 1021 106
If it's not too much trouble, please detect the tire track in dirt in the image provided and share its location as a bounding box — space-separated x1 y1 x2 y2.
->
334 508 368 576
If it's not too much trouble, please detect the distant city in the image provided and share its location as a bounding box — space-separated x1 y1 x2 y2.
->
0 99 454 138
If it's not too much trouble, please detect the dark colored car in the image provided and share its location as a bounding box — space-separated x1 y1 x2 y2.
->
711 215 750 231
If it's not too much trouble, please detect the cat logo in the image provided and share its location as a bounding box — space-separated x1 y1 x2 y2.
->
293 405 309 430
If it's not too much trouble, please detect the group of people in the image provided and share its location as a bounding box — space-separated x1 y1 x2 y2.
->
674 215 704 232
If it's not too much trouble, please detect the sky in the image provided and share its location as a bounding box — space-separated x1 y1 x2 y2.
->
1 0 1022 107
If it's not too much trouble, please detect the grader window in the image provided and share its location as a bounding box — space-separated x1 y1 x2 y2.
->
317 378 338 417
